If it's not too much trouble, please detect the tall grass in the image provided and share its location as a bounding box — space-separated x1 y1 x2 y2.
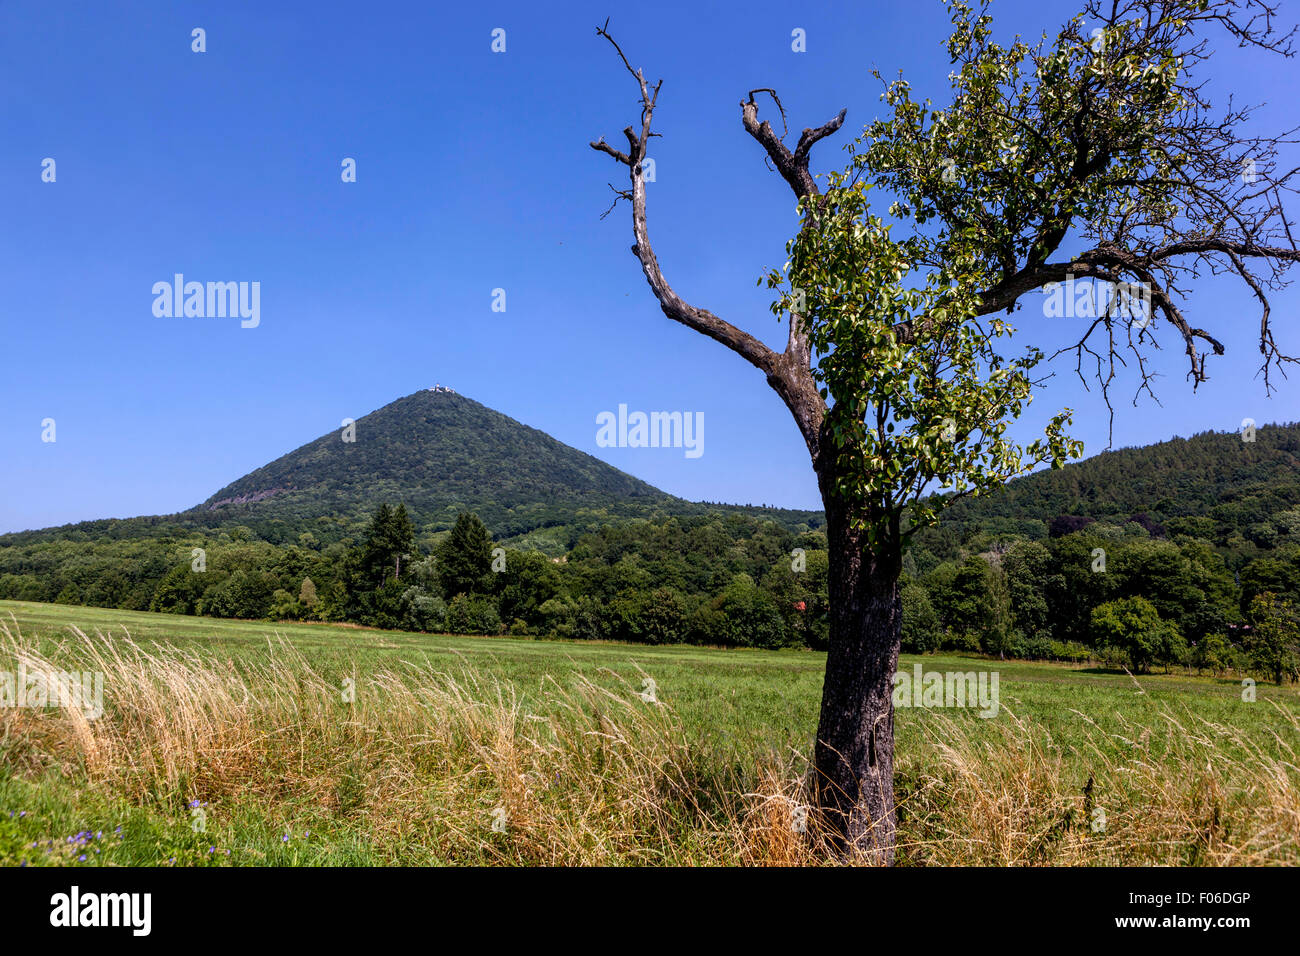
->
895 703 1300 865
1 621 1295 865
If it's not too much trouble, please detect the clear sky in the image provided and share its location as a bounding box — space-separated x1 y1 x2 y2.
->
2 0 1297 534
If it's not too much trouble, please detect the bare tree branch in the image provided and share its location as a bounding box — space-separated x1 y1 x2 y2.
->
588 23 776 378
589 23 846 455
741 92 846 200
737 90 847 438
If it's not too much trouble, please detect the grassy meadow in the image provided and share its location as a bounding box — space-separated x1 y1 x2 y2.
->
1 599 1296 866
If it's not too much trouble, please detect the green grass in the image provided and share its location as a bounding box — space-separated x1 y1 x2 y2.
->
2 599 1297 866
4 599 1292 753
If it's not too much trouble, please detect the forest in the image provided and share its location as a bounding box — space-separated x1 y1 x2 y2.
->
3 470 1298 684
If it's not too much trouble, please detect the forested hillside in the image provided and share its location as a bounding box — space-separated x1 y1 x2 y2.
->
925 422 1300 554
192 389 675 542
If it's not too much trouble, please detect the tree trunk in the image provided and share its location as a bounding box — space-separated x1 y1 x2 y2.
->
812 485 902 863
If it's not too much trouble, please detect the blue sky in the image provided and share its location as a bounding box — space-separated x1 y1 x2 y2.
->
2 0 1297 533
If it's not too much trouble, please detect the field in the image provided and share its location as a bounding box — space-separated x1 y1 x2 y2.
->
1 599 1297 866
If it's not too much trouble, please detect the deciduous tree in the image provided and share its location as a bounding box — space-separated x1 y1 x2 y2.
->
590 0 1299 859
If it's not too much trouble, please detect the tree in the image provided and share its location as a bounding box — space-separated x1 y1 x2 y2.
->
268 588 299 621
198 569 275 619
1108 538 1208 645
446 592 502 635
150 561 209 615
948 556 1004 649
607 586 690 645
298 576 318 609
763 547 831 650
1190 633 1234 675
981 552 1016 657
1240 555 1300 612
1004 539 1052 640
399 586 447 632
691 573 789 648
340 504 419 628
349 504 417 595
1046 531 1120 645
365 504 416 585
1050 515 1096 538
436 512 494 598
589 2 1299 859
1245 592 1300 683
1175 539 1241 643
900 581 942 653
1091 595 1183 672
494 548 564 625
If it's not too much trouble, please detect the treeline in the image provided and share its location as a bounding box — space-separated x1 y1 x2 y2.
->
0 506 829 649
2 503 1297 682
900 521 1298 682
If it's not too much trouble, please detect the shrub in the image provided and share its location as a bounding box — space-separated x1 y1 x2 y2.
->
446 593 502 636
399 586 447 632
268 589 300 621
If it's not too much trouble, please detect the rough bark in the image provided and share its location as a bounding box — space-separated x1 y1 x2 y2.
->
811 469 903 862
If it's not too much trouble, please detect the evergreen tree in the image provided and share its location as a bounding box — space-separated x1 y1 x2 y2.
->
437 512 493 598
359 503 416 589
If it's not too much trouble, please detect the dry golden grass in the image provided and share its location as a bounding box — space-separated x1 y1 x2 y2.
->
895 703 1300 865
2 621 1296 865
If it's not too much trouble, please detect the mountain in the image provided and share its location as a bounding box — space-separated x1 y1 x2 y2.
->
188 389 676 542
0 390 821 553
3 395 1299 624
180 393 1300 548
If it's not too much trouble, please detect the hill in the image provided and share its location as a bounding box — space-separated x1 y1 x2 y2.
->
918 422 1300 558
0 389 821 552
188 388 680 544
